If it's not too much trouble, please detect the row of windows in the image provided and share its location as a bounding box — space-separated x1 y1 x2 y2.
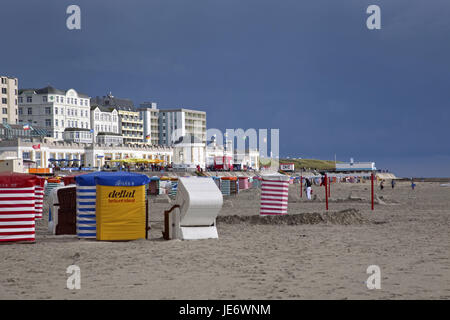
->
94 113 118 122
19 95 89 106
95 125 117 133
18 106 89 117
44 119 90 128
121 115 140 121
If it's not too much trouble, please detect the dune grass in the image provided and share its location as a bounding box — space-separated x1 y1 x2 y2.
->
261 158 338 171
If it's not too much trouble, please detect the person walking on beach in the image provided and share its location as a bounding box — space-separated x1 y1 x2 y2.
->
380 180 384 190
305 178 312 200
391 179 396 189
411 178 416 190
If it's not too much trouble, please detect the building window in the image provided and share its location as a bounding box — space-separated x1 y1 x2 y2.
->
55 119 58 127
45 119 51 127
45 107 51 115
2 118 7 124
1 88 6 94
27 108 32 115
61 120 64 127
55 107 58 115
19 97 23 103
18 108 22 115
1 98 6 104
27 96 32 103
2 108 7 114
61 97 64 103
43 96 48 102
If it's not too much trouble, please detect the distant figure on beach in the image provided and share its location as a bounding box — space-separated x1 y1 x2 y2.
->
391 179 395 189
305 178 312 200
380 180 384 190
411 179 416 190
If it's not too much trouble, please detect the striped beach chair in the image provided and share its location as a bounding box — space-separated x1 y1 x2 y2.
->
0 173 38 243
76 185 96 239
260 173 290 216
45 180 62 197
220 179 231 196
34 176 45 220
75 174 98 239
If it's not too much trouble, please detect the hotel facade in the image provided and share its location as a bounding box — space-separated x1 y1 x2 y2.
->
18 86 91 141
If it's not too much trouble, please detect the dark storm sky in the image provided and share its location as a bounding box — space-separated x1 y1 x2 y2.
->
1 0 450 177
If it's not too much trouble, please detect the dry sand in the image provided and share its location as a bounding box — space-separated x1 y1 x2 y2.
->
1 181 449 299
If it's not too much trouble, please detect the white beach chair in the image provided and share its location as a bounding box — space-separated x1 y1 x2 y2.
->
163 177 223 240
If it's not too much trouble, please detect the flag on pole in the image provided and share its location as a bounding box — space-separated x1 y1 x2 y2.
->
32 144 40 150
23 124 31 130
145 135 150 140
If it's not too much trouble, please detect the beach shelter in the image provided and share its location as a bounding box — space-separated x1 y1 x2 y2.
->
75 172 103 239
148 176 160 195
0 173 38 242
252 176 262 188
212 176 221 189
163 177 223 240
48 185 77 235
230 177 239 195
260 173 290 216
220 177 231 196
45 178 62 197
238 177 249 190
62 175 77 186
94 172 150 241
34 176 45 220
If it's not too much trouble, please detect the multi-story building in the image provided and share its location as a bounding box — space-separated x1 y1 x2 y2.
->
0 76 19 125
18 86 91 141
90 105 122 145
138 102 159 145
91 93 143 145
158 108 206 146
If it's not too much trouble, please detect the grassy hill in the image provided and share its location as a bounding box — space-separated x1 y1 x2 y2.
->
260 158 339 171
280 158 339 171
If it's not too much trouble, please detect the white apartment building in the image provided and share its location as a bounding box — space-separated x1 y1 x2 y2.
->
90 105 122 145
138 102 159 145
18 86 91 141
158 108 206 146
0 76 19 125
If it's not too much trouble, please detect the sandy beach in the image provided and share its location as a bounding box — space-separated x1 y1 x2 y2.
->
1 180 449 299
